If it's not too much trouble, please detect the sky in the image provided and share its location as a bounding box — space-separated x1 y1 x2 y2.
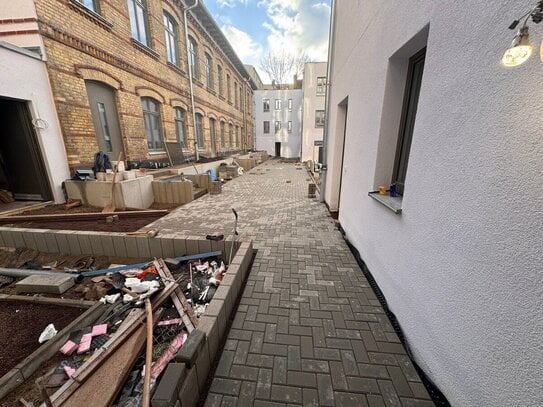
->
202 0 331 83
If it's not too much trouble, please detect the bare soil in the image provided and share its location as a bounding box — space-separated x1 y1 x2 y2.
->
0 203 171 232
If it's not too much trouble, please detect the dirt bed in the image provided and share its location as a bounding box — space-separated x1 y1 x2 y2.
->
0 301 85 377
0 203 171 232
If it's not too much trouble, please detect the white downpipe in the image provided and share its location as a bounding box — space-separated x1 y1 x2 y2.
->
184 0 200 161
319 0 336 203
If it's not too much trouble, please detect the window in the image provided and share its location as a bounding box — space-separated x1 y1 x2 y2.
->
204 53 213 89
235 126 239 146
288 121 292 133
288 99 292 111
128 0 149 46
195 113 204 148
316 77 326 95
209 118 216 149
163 12 178 65
220 121 225 147
275 99 281 110
263 121 270 134
226 74 231 102
315 110 325 128
142 97 163 150
228 124 233 146
77 0 98 12
174 107 186 147
188 36 198 80
217 65 223 97
234 82 238 108
97 102 112 152
239 86 242 110
263 99 270 112
275 121 281 132
393 48 426 195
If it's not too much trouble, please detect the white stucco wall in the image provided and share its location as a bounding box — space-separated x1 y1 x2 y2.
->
0 42 70 202
254 89 302 158
301 62 327 162
0 0 44 55
324 1 543 406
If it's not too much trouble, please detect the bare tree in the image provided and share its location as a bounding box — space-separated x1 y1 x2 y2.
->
259 51 310 88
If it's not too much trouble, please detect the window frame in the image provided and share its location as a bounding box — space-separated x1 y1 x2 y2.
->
188 36 199 80
220 121 225 147
174 107 187 147
275 99 281 110
163 12 178 65
234 82 238 108
263 121 270 134
209 117 216 150
275 121 281 132
315 110 325 128
226 74 231 102
263 99 270 112
316 77 326 96
288 99 292 111
142 97 164 151
195 112 204 149
287 121 292 133
392 48 426 196
204 52 213 90
77 0 99 12
128 0 150 46
235 125 239 146
217 65 223 97
228 123 233 146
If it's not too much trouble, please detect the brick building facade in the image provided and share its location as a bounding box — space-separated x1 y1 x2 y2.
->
2 0 255 169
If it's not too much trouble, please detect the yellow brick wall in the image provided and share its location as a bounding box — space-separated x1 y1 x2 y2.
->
34 0 254 167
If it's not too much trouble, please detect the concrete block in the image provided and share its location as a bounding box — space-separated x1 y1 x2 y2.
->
185 238 198 255
194 340 211 390
66 232 81 255
88 234 105 256
160 238 175 258
213 285 233 323
210 239 225 255
125 236 139 258
197 239 212 254
198 316 219 362
16 274 74 294
33 230 49 253
0 368 25 400
101 235 116 257
112 235 128 257
205 299 226 340
43 231 60 253
0 229 14 247
22 232 38 251
173 237 187 257
12 230 25 248
152 363 187 407
77 233 93 255
149 237 163 258
178 367 199 407
55 233 70 254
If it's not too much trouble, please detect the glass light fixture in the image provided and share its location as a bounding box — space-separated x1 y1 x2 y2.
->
502 26 533 67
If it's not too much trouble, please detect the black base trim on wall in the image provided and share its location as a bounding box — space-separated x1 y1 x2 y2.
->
341 229 450 406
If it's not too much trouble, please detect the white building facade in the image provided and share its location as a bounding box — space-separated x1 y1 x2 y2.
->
254 89 302 158
323 1 543 406
301 62 327 164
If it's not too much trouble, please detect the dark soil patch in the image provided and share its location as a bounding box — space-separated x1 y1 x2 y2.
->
0 203 168 232
0 301 85 377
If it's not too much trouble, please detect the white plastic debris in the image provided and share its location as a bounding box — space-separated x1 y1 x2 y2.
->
104 293 121 304
195 262 209 272
125 279 160 293
38 323 57 343
123 293 135 303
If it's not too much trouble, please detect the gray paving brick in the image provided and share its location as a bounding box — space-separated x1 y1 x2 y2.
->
286 371 317 388
273 356 287 384
262 343 288 356
256 368 273 399
215 351 235 377
377 380 401 407
346 377 380 394
247 354 275 368
302 388 319 407
239 381 256 406
210 378 242 396
301 359 329 373
234 341 250 365
204 393 223 407
334 392 368 407
329 361 348 390
316 374 334 407
229 365 259 381
313 347 341 361
399 398 435 407
287 345 301 371
358 364 390 379
270 385 303 404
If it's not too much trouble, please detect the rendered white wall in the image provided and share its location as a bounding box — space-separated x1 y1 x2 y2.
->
0 43 70 202
324 1 543 406
301 62 327 162
254 89 302 158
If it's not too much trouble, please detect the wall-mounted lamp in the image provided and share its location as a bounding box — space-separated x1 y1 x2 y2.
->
502 1 543 67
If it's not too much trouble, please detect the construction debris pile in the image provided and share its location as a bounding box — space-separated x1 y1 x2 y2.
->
1 252 227 406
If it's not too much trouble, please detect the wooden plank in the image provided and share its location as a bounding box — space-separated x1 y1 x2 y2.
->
156 259 198 331
0 294 95 308
60 324 147 407
0 210 169 223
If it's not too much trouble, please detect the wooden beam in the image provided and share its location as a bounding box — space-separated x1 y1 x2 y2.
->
0 294 95 308
0 210 169 223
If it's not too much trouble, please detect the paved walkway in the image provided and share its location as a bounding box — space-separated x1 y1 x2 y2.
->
150 160 433 406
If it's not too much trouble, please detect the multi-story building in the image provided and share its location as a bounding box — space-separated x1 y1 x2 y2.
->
322 1 542 406
244 64 264 90
254 88 302 158
1 0 256 175
300 62 327 166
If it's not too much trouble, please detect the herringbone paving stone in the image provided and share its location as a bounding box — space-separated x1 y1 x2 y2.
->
149 160 434 406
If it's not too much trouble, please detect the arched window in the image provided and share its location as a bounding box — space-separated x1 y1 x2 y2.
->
209 118 216 150
163 12 178 65
188 36 198 79
174 107 186 147
141 97 163 150
226 74 231 102
128 0 149 46
204 53 213 89
228 123 233 146
195 113 204 148
234 81 238 108
220 121 225 148
235 125 239 147
217 65 223 97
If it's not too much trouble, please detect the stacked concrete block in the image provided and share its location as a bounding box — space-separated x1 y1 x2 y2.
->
152 180 194 205
236 158 257 172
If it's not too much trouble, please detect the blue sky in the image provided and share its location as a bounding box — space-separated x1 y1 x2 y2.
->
202 0 331 83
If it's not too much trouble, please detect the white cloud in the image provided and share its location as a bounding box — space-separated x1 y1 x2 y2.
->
216 0 248 8
258 0 330 62
221 24 264 66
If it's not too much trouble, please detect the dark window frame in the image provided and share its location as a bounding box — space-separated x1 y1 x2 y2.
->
163 12 178 65
188 36 199 80
128 0 150 46
392 48 426 196
263 99 270 112
204 52 213 89
263 121 270 134
195 112 204 148
174 107 186 147
315 110 325 128
142 97 164 150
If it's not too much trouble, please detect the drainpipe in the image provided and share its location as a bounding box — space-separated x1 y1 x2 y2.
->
243 77 250 152
319 0 336 203
183 0 200 161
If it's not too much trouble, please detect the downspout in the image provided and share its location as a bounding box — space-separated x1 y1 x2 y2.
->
183 0 200 161
243 78 250 152
319 0 336 203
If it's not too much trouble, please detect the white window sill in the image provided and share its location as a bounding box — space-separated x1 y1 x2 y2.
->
148 150 166 155
368 191 402 214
